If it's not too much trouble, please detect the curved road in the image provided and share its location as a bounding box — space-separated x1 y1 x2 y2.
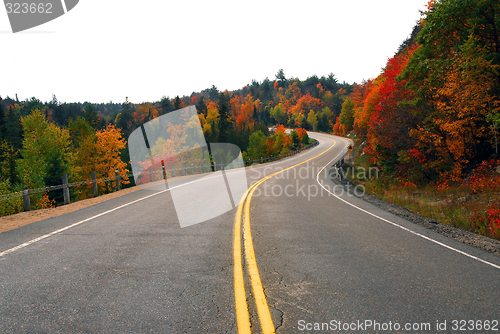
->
1 133 499 333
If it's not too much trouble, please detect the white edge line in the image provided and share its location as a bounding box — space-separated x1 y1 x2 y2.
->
0 190 166 257
0 175 217 258
315 136 500 271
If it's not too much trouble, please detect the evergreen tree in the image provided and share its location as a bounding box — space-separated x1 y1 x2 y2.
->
208 85 219 101
116 97 134 136
275 69 287 88
290 130 300 148
260 78 272 102
301 132 310 146
0 97 6 142
160 96 173 115
21 97 42 116
196 96 207 116
317 113 329 132
5 106 23 151
83 103 99 129
44 149 68 203
0 140 19 184
217 92 231 142
252 105 259 122
48 94 64 126
173 96 183 110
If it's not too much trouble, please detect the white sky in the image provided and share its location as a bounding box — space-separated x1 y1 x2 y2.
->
1 0 428 104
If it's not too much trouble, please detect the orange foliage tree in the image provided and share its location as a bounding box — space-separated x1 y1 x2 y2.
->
73 123 129 198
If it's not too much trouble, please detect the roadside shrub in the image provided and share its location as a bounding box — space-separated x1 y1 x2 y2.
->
471 203 500 239
0 180 23 217
464 159 500 194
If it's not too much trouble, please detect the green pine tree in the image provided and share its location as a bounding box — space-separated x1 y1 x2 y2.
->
44 149 69 204
0 97 5 142
83 103 99 129
196 96 207 115
217 92 231 143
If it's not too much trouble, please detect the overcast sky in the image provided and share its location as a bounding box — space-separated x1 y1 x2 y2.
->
1 0 428 104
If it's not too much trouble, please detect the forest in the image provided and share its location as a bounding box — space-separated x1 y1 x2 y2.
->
1 0 499 239
0 70 350 215
333 0 500 239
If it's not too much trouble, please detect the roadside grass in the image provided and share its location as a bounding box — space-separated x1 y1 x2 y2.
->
346 153 500 241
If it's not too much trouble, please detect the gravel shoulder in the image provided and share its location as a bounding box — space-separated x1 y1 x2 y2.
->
329 164 500 257
0 186 141 234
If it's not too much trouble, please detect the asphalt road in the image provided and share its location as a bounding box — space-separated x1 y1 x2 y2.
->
1 133 499 333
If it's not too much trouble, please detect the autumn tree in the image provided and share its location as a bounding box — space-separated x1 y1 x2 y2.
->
365 45 420 177
402 0 500 179
307 110 318 131
338 98 355 133
17 110 71 206
247 130 267 160
271 103 286 124
272 125 292 154
94 124 129 194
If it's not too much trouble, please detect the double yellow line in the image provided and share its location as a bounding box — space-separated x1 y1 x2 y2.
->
233 138 336 333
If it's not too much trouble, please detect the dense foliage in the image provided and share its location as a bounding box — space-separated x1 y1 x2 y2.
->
333 0 500 238
0 73 348 214
335 0 499 184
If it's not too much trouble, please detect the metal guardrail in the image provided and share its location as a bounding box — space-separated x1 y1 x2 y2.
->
0 174 126 202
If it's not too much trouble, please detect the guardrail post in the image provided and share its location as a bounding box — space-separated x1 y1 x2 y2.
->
172 165 175 177
115 170 120 191
62 174 70 205
149 166 153 183
92 171 98 197
22 188 30 212
161 160 166 180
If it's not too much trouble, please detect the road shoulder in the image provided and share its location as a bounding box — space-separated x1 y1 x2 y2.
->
0 186 141 234
329 163 500 257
